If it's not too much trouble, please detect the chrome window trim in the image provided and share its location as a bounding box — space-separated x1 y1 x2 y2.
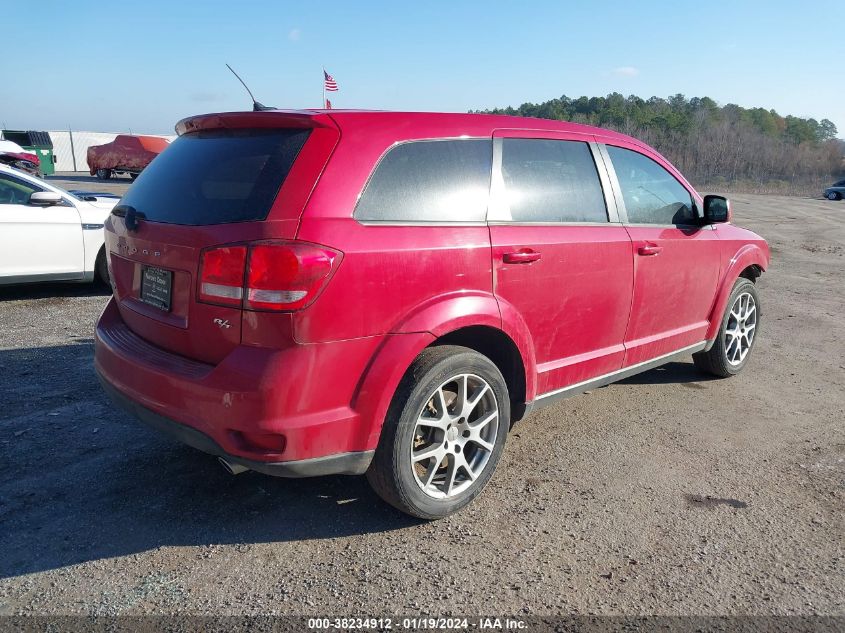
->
622 222 714 230
596 143 629 224
486 220 619 227
355 220 488 227
487 136 507 222
588 140 621 223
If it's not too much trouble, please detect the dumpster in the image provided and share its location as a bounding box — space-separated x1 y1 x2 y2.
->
1 130 56 176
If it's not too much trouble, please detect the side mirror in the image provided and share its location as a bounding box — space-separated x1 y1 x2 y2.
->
29 191 63 206
703 195 732 224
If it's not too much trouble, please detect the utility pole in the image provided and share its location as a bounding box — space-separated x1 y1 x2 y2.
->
68 125 77 172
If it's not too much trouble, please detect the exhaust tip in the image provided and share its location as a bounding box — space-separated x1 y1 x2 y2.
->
218 456 250 475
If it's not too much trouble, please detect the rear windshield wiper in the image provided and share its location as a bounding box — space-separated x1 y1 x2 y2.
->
111 204 141 217
112 205 146 231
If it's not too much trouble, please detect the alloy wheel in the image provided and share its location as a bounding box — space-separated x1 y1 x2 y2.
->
724 292 757 366
410 373 499 499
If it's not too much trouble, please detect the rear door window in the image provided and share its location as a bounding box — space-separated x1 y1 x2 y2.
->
500 139 608 223
118 128 310 226
354 139 492 222
606 146 696 225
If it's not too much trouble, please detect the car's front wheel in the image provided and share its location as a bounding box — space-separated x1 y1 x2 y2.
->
367 345 509 519
693 277 760 377
95 248 110 288
96 168 112 180
827 191 841 201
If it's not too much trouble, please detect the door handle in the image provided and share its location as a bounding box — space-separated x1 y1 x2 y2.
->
637 244 663 256
503 250 541 264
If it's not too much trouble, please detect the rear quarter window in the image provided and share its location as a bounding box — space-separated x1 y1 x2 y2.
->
354 139 492 222
118 128 310 226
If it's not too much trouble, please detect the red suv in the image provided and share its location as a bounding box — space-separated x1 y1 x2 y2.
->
95 111 769 518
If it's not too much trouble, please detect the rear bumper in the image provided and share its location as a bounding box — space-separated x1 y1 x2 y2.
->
94 298 381 474
99 376 372 476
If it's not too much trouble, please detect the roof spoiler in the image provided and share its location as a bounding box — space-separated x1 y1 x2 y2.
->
175 111 337 136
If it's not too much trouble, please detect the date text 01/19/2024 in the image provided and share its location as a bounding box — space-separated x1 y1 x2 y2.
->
306 617 528 630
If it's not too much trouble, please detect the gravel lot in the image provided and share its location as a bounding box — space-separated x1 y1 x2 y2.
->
47 172 133 197
0 186 842 617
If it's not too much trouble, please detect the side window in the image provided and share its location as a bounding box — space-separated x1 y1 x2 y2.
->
0 174 41 205
606 146 696 225
354 139 492 222
500 139 608 223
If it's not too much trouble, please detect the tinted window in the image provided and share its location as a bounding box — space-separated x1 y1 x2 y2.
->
355 139 492 222
0 174 41 205
501 139 607 222
118 128 310 226
606 146 696 225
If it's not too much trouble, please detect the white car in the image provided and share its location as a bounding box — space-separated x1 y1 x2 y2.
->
0 164 118 286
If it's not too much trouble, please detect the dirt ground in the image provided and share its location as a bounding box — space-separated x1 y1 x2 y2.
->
0 187 842 617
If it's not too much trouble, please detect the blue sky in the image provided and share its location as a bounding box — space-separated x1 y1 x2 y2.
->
1 0 842 136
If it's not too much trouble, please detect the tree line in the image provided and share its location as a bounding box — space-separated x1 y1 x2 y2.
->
476 94 844 194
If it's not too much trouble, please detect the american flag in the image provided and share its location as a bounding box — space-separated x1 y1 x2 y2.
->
324 70 339 92
325 99 333 109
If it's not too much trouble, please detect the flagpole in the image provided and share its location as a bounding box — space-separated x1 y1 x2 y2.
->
322 67 325 108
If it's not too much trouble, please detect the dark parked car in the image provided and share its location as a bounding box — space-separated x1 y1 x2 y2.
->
823 180 845 200
95 110 770 519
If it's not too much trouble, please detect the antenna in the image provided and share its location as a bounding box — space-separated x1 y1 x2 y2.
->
226 64 274 111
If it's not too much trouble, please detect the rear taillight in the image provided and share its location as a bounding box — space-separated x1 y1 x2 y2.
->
198 241 340 311
198 246 247 307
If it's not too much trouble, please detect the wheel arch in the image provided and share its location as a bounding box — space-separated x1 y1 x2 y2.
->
705 244 768 342
431 325 528 423
739 263 763 282
389 291 537 405
356 323 535 451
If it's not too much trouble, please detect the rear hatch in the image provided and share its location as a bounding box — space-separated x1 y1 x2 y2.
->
104 111 340 364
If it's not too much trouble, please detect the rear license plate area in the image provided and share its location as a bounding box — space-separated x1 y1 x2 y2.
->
140 266 172 311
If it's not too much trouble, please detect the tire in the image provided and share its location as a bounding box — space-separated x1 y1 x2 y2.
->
96 168 112 180
95 248 111 288
827 191 841 201
366 345 510 519
693 277 760 377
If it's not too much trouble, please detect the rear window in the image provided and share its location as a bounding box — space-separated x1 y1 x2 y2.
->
118 128 310 226
354 139 492 222
501 139 608 223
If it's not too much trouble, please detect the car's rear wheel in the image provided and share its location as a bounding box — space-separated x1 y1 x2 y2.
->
366 345 509 519
96 168 112 180
827 191 841 201
693 278 759 377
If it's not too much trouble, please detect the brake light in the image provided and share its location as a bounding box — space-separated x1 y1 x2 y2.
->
197 241 340 311
198 246 247 307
